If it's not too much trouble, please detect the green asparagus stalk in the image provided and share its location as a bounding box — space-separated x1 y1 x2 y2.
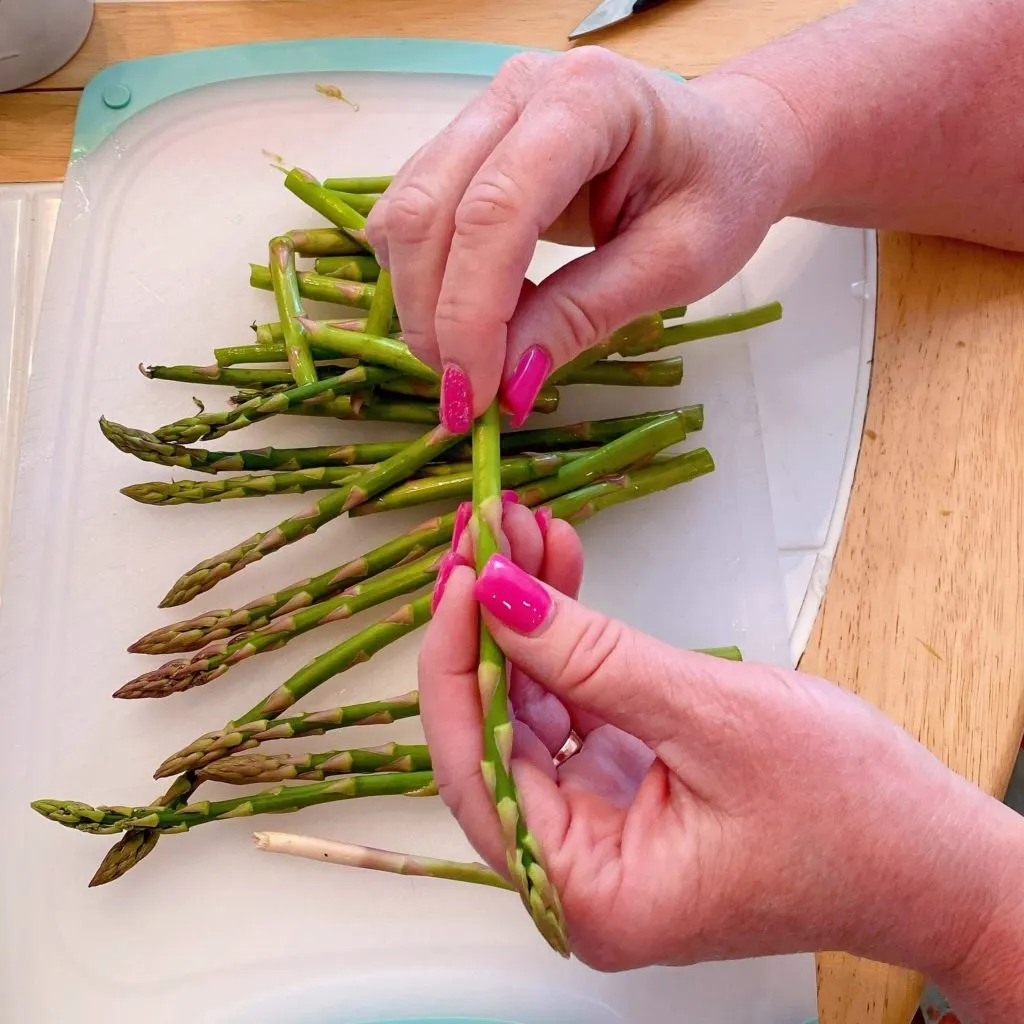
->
364 269 395 339
141 363 358 389
547 313 664 383
281 395 439 425
296 318 434 380
696 645 743 661
559 357 683 387
155 595 433 776
159 423 463 607
120 466 367 506
473 402 568 955
121 550 445 697
269 236 316 386
348 452 568 517
199 743 431 784
313 255 380 280
283 168 372 250
323 175 393 193
250 264 377 309
322 190 379 215
287 227 364 257
620 302 783 357
380 377 560 413
660 304 688 320
147 369 386 445
505 407 703 449
252 831 513 889
33 772 437 836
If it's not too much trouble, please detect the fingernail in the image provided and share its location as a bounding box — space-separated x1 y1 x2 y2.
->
431 551 469 614
474 554 552 635
501 490 520 506
534 506 552 537
440 363 473 434
503 347 552 428
451 501 472 551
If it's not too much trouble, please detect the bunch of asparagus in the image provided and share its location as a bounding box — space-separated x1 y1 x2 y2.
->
30 168 781 955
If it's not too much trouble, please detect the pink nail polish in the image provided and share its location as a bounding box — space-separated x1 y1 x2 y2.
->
451 501 472 552
534 506 552 537
431 551 470 614
501 490 520 506
440 363 473 434
474 554 552 635
503 347 552 428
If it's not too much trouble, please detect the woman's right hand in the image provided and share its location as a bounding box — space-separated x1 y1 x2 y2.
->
365 48 809 430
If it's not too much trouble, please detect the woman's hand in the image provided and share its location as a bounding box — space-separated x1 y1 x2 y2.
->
420 503 1024 1009
365 48 807 430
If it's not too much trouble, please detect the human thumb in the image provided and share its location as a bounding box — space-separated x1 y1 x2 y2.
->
473 553 714 748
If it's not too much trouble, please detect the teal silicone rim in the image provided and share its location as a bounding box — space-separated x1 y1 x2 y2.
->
72 36 684 161
72 37 551 160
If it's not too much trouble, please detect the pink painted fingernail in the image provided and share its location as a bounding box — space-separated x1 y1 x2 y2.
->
502 346 552 428
450 501 472 551
431 551 470 614
440 363 473 434
474 554 553 635
501 490 520 506
534 506 552 537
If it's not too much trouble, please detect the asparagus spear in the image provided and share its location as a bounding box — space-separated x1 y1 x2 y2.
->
297 318 434 380
155 597 433 777
219 338 393 363
144 368 386 445
287 227 364 257
547 313 664 383
283 168 372 250
620 302 783 357
253 831 513 889
120 466 368 506
380 377 560 413
199 743 431 784
559 357 683 387
268 236 316 385
323 175 393 193
313 255 380 280
473 402 569 955
120 549 444 697
160 423 463 607
142 363 357 389
250 264 376 309
364 269 395 340
348 452 568 517
33 772 437 836
281 396 440 425
322 190 379 215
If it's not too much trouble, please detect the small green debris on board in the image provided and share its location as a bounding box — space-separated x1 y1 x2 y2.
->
315 84 360 111
917 638 943 661
261 149 288 173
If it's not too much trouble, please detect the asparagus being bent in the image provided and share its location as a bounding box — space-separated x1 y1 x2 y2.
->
199 743 431 784
473 401 568 956
33 772 437 836
250 264 377 309
284 168 372 251
269 236 316 386
160 422 464 607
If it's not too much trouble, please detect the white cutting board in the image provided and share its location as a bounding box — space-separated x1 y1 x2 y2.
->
0 38 876 1023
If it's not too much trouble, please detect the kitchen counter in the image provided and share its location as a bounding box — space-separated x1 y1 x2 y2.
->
3 2 1024 1021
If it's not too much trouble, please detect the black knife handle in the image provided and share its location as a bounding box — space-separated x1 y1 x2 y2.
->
632 0 673 13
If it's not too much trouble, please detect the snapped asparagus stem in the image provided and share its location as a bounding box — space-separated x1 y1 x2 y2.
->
621 302 783 356
200 743 431 784
364 269 395 339
120 549 444 698
268 236 316 386
313 255 380 280
322 189 379 215
159 423 464 607
120 466 368 506
286 227 364 257
473 401 569 955
323 175 393 193
253 832 513 889
297 318 435 380
559 357 683 388
33 772 437 836
283 168 372 251
251 264 377 309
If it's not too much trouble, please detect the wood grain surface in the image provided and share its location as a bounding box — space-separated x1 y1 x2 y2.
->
4 3 1024 1022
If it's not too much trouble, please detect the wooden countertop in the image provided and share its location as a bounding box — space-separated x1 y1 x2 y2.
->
4 2 1024 1021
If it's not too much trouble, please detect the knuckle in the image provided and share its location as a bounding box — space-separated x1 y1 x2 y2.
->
557 612 626 696
557 45 624 84
434 288 486 332
454 172 525 235
495 51 549 88
384 182 443 245
547 291 607 354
